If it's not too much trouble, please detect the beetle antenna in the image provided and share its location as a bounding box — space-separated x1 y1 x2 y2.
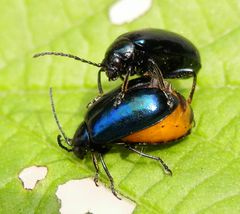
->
33 51 102 68
49 88 72 147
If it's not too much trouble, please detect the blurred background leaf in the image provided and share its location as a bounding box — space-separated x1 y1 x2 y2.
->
0 0 240 213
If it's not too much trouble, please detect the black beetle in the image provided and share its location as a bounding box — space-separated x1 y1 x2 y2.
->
50 77 194 199
34 29 201 105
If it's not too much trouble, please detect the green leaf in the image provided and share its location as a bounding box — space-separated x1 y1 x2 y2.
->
0 0 240 213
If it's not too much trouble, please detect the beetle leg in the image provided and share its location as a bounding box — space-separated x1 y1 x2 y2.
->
87 69 105 108
125 145 172 176
99 153 121 200
148 59 175 109
97 69 104 95
148 58 166 90
91 152 100 186
113 70 130 107
187 72 197 104
167 68 197 104
86 95 103 108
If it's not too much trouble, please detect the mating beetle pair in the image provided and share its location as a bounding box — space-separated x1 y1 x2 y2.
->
35 29 200 198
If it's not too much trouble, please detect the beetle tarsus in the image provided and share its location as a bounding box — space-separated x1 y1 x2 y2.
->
110 184 122 200
113 92 125 107
177 92 188 111
87 94 103 108
164 91 175 109
94 175 99 187
159 159 172 176
113 70 130 107
125 145 172 176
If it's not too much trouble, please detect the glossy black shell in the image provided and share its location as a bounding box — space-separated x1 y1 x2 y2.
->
102 29 201 79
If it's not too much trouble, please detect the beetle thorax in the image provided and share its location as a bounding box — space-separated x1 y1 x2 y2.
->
130 49 147 76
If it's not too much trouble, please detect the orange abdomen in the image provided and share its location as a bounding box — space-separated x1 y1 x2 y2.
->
122 101 193 144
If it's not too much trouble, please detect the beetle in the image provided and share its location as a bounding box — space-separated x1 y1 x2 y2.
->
50 77 194 199
34 28 201 106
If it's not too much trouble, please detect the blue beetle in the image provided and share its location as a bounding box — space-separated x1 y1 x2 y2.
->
50 77 194 199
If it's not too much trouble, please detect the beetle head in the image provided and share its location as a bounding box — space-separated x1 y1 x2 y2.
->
72 123 91 159
104 54 124 80
102 39 134 81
